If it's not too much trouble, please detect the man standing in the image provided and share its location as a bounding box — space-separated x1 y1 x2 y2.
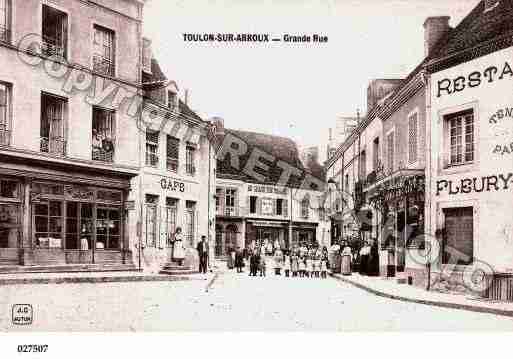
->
196 235 209 274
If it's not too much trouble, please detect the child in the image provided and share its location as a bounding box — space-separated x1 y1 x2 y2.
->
320 246 329 279
259 249 266 277
274 247 283 275
291 252 299 277
306 251 314 279
314 247 322 278
299 255 306 277
283 250 291 277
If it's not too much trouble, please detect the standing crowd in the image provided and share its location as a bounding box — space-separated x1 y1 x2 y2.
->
227 239 330 279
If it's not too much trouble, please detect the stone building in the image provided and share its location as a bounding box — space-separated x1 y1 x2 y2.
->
214 119 329 258
0 0 145 270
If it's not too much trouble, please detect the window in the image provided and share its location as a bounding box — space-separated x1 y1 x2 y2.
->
276 198 283 216
0 82 11 146
92 107 115 162
373 137 380 170
216 188 223 213
301 196 309 219
93 25 115 76
345 174 349 193
168 91 176 110
225 188 236 216
359 150 366 180
386 131 394 173
0 0 11 43
42 5 67 59
442 207 473 265
408 112 418 163
165 198 177 247
95 207 120 250
34 200 63 249
145 194 158 247
145 130 159 167
447 110 474 166
40 93 67 156
249 196 257 214
166 135 179 172
185 201 196 246
186 144 196 175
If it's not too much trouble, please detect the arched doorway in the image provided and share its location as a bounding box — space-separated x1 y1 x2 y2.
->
215 225 223 257
225 224 238 254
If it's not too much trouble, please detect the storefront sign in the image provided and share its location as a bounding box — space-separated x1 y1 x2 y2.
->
160 178 185 192
248 184 287 195
436 172 513 196
64 185 94 201
437 61 513 98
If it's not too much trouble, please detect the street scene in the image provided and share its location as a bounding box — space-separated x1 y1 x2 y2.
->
3 271 513 331
1 0 513 340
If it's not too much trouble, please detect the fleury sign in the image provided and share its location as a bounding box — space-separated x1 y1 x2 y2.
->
436 173 513 196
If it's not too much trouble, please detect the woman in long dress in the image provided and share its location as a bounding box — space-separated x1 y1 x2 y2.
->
320 246 329 279
172 227 186 266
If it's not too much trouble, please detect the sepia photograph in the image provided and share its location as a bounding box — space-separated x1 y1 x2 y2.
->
1 0 513 356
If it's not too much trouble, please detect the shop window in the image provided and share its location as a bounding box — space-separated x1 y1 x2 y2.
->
185 201 196 246
0 0 11 43
442 207 473 265
249 196 257 214
0 179 18 198
165 197 178 246
96 207 121 250
145 130 159 167
186 143 196 176
34 200 63 248
93 25 115 76
166 135 179 172
408 112 418 163
446 110 474 166
40 93 67 156
42 5 68 59
0 82 11 146
92 107 115 162
0 203 19 249
145 194 158 247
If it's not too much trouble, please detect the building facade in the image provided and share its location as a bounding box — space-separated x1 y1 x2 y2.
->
0 0 144 270
214 120 329 257
128 50 216 273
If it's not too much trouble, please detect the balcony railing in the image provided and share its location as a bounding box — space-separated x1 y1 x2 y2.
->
92 147 114 162
40 136 66 156
93 55 115 76
216 206 244 217
166 157 179 172
41 37 65 58
0 128 11 146
146 153 159 167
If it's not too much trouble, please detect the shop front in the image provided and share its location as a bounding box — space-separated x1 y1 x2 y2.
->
291 222 317 248
0 158 136 271
245 219 288 249
368 171 425 279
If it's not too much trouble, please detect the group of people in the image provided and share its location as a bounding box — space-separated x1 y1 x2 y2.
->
227 240 330 279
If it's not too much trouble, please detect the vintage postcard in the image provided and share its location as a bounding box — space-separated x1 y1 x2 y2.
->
1 0 513 352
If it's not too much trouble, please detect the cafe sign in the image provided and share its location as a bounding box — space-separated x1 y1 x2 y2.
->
160 178 185 192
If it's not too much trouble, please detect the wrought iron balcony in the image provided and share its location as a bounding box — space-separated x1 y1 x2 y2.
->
216 206 244 217
186 164 196 176
166 158 179 172
41 36 65 58
93 55 115 76
92 147 114 162
40 136 66 156
145 153 159 167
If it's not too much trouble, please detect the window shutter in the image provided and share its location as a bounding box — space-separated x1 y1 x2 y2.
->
283 199 288 217
246 196 251 216
257 197 261 215
272 199 277 215
158 206 164 249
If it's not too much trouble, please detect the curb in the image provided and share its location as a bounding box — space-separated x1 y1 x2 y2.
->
330 273 513 318
205 271 221 292
0 274 205 286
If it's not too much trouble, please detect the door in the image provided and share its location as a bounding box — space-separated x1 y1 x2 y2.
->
443 207 473 265
396 210 406 272
0 203 20 265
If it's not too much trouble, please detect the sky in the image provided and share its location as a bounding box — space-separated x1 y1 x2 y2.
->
143 0 481 161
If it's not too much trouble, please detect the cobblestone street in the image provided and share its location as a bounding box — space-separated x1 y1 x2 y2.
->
2 271 513 331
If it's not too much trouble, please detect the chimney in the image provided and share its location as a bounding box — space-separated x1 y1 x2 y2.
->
484 0 500 12
142 37 152 74
423 16 451 57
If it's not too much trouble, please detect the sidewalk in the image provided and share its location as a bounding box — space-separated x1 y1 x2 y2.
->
0 270 217 286
330 272 513 317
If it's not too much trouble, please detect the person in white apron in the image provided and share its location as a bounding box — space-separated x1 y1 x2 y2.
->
172 227 186 266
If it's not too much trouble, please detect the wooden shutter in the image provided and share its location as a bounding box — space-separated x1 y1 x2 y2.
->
283 199 288 217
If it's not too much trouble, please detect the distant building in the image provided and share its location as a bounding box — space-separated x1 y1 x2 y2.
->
326 116 359 161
